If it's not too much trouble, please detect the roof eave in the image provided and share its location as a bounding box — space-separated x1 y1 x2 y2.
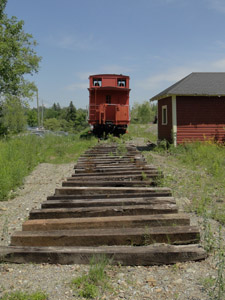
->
150 93 173 101
150 93 225 101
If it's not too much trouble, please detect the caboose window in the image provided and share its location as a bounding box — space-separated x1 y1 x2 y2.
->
117 79 126 87
106 95 111 104
93 78 102 86
162 105 167 125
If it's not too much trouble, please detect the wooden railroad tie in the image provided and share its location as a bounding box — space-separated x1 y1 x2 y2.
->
0 143 207 265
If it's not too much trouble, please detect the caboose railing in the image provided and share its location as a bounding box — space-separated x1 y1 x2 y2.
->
89 104 129 125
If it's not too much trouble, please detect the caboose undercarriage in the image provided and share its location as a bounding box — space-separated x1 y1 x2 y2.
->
92 123 127 137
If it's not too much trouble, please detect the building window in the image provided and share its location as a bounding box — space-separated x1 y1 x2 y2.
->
93 78 102 86
106 95 111 104
162 105 167 125
117 79 126 87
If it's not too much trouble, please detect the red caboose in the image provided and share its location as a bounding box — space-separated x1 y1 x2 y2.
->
88 74 130 135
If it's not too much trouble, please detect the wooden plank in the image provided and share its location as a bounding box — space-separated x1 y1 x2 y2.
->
67 174 160 181
75 163 146 169
23 214 189 231
80 155 137 158
78 158 142 163
41 197 176 208
74 165 157 172
54 187 172 196
0 244 207 265
29 204 178 219
47 191 172 200
62 180 155 187
72 170 161 177
11 226 200 247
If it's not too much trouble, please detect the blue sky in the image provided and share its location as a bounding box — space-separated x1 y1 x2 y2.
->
5 0 225 108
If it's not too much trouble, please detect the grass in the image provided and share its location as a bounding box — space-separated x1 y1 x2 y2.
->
106 124 225 224
201 226 225 300
71 255 111 299
149 141 225 224
127 123 157 143
107 125 225 224
0 291 48 300
0 130 97 201
126 124 225 298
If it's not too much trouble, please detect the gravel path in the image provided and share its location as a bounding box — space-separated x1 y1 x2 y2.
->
0 158 224 299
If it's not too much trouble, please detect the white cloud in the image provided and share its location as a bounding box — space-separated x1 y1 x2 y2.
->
137 57 225 92
137 66 194 90
66 82 88 91
59 34 94 51
206 0 225 13
76 65 133 81
100 64 133 75
211 58 225 69
214 40 225 49
49 33 97 51
76 72 95 80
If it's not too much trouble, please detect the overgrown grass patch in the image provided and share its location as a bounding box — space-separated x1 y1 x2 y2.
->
0 131 97 201
0 290 48 300
143 141 225 224
127 124 157 143
71 255 111 299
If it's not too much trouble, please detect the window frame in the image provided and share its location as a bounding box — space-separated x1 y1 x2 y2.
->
106 95 111 104
117 79 126 87
162 105 168 125
93 78 102 87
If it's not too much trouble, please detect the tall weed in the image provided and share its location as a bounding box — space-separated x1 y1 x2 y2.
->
152 141 225 224
0 132 97 201
71 255 111 299
167 142 225 179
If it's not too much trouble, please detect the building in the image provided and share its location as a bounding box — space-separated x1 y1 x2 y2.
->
150 72 225 146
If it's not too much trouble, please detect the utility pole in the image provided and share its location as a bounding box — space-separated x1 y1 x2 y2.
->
36 89 40 128
41 100 44 128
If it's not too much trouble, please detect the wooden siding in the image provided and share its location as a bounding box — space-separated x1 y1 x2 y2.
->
158 97 173 143
176 96 225 143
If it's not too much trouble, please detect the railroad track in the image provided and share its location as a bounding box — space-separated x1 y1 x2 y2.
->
0 143 206 265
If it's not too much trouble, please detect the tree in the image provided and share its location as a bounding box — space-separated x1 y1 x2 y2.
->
66 101 76 122
75 108 88 128
130 101 157 124
2 95 27 133
26 108 37 127
0 0 41 98
44 118 61 131
0 103 7 135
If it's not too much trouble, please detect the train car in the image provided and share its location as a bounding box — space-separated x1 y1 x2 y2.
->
88 74 130 135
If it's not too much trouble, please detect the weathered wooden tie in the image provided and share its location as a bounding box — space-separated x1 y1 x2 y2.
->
29 204 178 219
0 143 206 265
0 244 206 265
22 214 189 231
41 196 176 208
11 226 200 247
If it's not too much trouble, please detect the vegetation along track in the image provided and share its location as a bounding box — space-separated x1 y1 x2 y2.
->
0 143 207 265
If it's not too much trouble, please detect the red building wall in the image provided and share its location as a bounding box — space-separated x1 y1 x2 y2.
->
176 96 225 143
158 97 173 143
